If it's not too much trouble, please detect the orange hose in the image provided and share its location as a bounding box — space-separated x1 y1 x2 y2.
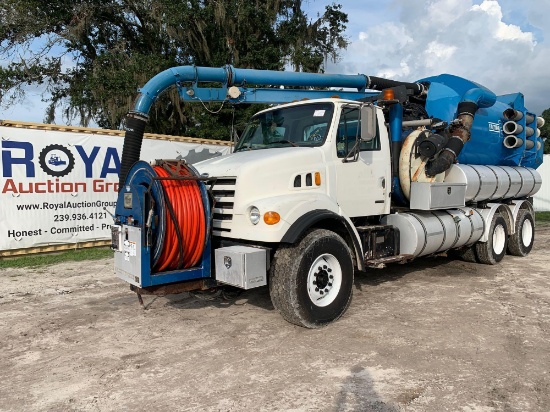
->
152 164 206 272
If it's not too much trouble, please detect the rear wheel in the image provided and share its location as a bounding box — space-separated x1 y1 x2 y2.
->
269 229 354 328
507 209 535 256
475 214 509 265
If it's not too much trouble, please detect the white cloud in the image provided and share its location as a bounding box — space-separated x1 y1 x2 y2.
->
424 41 457 67
426 0 468 25
471 0 535 45
326 0 550 114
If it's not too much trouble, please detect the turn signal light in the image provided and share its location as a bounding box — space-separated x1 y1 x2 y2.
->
315 172 321 186
382 89 395 100
264 211 281 225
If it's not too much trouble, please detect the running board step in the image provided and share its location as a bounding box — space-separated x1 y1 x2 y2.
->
365 254 414 269
356 224 400 261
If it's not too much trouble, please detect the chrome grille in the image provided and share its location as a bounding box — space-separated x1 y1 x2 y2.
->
209 177 236 233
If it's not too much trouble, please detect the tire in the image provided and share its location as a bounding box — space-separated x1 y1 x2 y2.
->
269 229 354 328
507 209 535 257
454 245 478 263
475 214 509 265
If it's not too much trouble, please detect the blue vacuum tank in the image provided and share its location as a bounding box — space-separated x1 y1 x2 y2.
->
419 74 544 169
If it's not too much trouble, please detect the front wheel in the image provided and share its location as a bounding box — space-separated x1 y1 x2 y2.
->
269 229 354 328
507 209 535 257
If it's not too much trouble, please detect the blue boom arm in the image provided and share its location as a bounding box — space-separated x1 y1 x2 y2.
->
133 65 381 115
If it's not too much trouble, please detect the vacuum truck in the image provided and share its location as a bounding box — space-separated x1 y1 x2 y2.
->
112 65 544 328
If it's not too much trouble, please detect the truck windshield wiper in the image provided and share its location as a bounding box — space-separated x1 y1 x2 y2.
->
265 140 298 147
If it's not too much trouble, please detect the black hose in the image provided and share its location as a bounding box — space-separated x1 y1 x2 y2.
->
457 101 478 118
366 76 424 96
425 136 464 176
418 131 449 158
119 112 148 190
425 101 478 176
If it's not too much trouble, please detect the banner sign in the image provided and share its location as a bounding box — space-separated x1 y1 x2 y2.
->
0 127 230 250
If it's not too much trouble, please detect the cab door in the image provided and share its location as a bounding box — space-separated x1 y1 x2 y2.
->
332 104 390 217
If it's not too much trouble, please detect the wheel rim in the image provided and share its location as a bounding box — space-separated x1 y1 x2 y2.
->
492 224 506 255
307 253 342 307
521 218 533 248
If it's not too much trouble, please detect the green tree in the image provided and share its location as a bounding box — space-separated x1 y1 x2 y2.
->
0 0 348 138
540 108 550 154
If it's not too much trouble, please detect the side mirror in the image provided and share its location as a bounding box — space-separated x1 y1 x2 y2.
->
360 105 377 142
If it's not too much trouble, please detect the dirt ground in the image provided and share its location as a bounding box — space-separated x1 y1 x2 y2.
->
1 228 549 412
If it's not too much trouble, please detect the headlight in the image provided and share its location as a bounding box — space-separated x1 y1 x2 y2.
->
249 206 261 225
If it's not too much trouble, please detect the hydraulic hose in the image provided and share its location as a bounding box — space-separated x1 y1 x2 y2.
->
153 163 206 272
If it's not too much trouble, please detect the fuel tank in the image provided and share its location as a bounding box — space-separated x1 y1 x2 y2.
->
381 208 484 257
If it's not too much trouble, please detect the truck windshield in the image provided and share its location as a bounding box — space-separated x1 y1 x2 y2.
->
234 103 334 152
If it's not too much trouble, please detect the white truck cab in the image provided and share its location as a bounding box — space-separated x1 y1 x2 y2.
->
195 99 391 244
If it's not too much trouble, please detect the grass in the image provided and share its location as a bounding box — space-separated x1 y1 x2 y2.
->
0 247 113 269
536 211 550 225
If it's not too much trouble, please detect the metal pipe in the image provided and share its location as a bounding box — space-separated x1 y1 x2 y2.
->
503 121 523 135
538 116 546 128
526 127 535 137
525 113 535 124
390 103 407 204
503 135 524 149
132 65 390 115
231 68 370 89
401 119 434 128
504 108 524 121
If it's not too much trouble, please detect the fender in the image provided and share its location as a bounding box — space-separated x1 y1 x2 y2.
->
477 203 515 242
281 209 365 271
509 199 534 224
223 192 345 243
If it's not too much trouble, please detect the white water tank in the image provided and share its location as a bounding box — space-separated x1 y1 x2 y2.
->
444 164 541 202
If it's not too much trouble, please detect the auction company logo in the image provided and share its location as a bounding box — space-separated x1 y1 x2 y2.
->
39 144 76 177
1 140 120 194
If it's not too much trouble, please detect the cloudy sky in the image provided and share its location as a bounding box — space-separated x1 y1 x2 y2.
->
2 0 550 124
307 0 550 115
